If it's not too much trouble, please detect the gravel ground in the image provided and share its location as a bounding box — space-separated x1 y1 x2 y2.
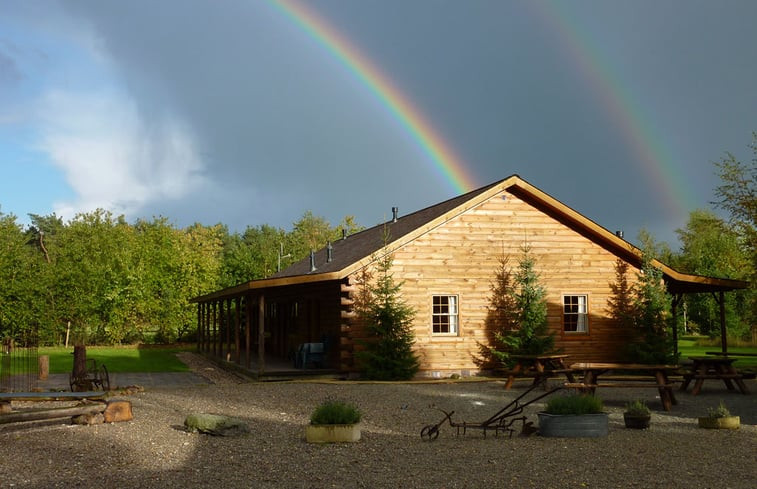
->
1 353 755 489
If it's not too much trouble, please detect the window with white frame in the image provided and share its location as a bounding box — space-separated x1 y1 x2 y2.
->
563 295 588 333
432 295 458 334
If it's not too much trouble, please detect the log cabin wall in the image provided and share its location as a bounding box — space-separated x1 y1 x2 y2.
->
346 188 642 377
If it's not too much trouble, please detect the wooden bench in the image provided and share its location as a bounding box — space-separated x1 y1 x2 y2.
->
505 354 575 389
705 351 757 357
682 374 744 380
0 391 107 402
564 382 675 390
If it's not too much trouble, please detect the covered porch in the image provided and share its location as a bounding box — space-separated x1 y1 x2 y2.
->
190 277 352 380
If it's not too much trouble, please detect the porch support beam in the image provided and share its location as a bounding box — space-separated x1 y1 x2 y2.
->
671 293 683 358
245 295 252 369
234 297 241 364
257 293 265 376
719 291 727 354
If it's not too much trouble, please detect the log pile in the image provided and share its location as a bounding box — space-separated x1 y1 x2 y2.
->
0 399 133 426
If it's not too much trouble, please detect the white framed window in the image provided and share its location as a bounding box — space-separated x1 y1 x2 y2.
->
563 295 588 333
432 295 459 335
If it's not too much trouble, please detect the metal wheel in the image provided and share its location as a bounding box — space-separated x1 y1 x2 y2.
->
420 424 440 441
97 364 110 391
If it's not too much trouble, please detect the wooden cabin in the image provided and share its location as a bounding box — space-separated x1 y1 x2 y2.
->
191 175 747 378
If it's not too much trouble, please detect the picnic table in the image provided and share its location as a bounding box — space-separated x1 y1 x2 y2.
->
566 362 679 411
680 356 750 395
705 351 757 357
504 354 575 389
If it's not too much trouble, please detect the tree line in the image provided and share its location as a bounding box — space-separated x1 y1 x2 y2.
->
0 209 361 346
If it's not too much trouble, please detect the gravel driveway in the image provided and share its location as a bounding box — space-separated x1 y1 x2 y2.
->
1 353 755 488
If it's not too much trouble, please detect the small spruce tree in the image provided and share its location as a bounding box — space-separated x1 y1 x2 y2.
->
354 232 419 380
607 259 636 329
624 251 678 364
487 246 555 365
475 254 519 368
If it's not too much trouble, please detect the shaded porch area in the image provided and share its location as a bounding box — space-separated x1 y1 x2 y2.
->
191 278 351 380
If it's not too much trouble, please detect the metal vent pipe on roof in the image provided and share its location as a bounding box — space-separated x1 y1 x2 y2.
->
392 206 398 222
327 241 333 263
615 230 624 239
309 250 316 272
342 228 347 240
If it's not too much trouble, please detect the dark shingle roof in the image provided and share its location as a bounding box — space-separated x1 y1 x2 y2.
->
270 178 504 279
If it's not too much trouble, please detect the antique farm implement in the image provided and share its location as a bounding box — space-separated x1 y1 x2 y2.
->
70 358 110 392
420 384 561 440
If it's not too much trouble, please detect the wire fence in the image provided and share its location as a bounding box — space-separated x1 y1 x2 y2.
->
0 335 40 393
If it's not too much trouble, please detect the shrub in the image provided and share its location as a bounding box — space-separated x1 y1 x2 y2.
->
545 394 603 415
624 399 651 416
310 398 362 425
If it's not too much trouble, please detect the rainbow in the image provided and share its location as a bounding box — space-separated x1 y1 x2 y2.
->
531 2 696 217
268 0 477 194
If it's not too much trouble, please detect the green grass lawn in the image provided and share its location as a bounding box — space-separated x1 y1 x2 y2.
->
8 337 756 375
38 345 194 374
678 335 757 370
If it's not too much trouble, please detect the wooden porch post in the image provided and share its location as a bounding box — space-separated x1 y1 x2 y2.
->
245 295 252 369
234 297 241 364
671 294 683 358
226 299 232 361
218 300 223 358
196 303 202 353
213 301 219 358
204 302 211 353
258 294 265 376
719 291 727 354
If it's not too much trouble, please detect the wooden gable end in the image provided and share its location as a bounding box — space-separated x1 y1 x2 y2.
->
345 187 640 375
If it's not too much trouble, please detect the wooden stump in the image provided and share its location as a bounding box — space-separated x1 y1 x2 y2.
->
103 399 133 423
38 355 49 380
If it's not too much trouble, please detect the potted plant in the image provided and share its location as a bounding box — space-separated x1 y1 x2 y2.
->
305 398 362 443
623 399 651 429
538 394 608 438
698 401 740 430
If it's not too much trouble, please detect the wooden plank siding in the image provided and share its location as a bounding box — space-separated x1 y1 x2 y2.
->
344 189 641 376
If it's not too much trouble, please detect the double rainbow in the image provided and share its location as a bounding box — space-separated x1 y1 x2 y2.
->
271 1 694 217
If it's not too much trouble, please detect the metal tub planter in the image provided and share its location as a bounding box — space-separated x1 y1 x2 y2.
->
537 412 609 437
538 393 608 438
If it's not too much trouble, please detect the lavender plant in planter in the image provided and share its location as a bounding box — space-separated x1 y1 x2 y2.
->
305 398 362 443
538 394 608 438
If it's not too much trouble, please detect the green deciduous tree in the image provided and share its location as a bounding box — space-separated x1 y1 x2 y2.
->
713 132 757 338
675 210 751 338
0 210 40 345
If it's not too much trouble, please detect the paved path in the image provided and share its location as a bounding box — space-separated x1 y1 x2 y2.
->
37 372 210 391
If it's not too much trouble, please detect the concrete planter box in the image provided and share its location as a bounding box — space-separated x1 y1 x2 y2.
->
698 416 740 430
305 423 361 443
537 412 609 438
